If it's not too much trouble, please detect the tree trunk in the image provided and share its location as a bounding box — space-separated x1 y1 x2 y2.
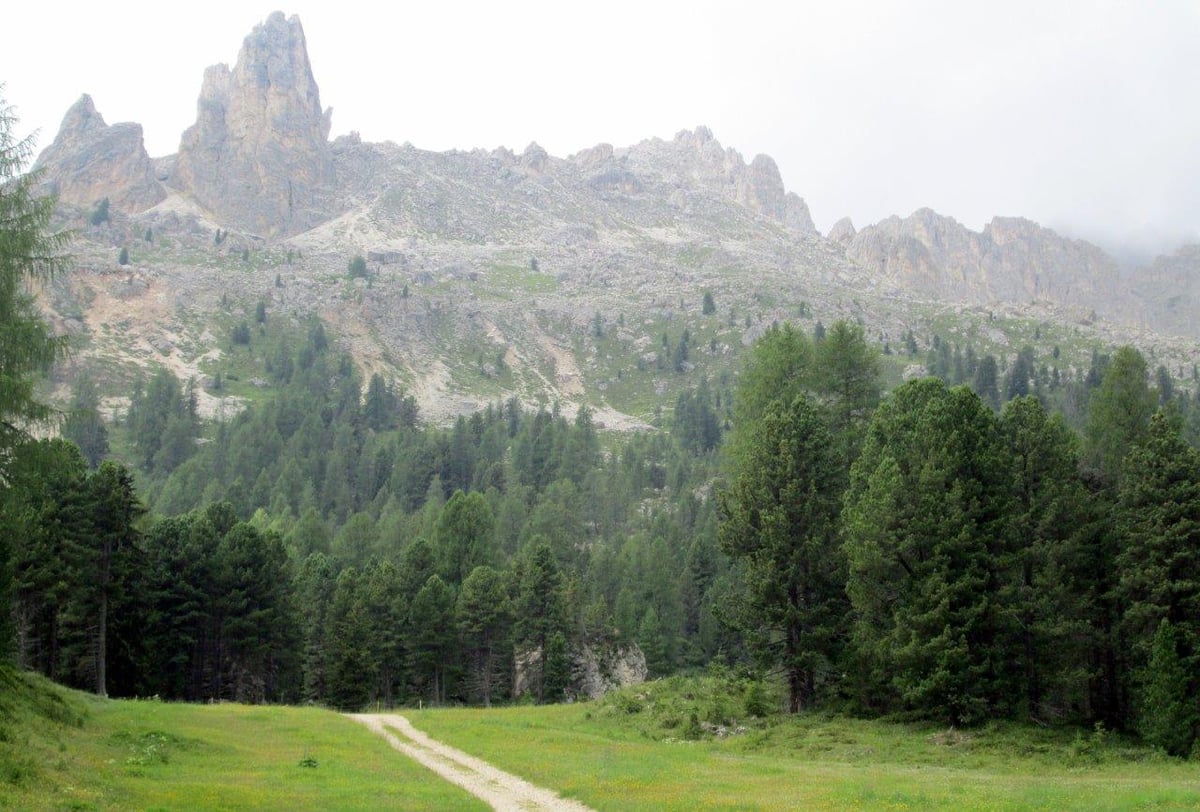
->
95 536 111 697
96 585 108 697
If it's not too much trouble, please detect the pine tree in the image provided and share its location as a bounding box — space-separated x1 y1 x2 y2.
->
1117 410 1200 748
514 541 568 702
456 565 512 706
0 92 69 461
843 379 1016 724
720 393 844 711
61 372 108 467
1136 620 1197 756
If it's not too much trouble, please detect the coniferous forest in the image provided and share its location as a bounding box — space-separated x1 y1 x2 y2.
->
1 94 1199 760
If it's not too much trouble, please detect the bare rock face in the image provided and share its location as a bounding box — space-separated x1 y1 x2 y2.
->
827 216 856 244
735 154 816 234
1136 244 1200 338
846 208 1131 321
619 127 817 234
513 643 646 700
33 95 165 213
173 11 333 236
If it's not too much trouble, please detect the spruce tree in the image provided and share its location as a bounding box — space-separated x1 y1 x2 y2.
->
720 393 844 711
843 379 1016 724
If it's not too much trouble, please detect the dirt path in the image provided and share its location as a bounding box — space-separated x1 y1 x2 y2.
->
350 713 595 812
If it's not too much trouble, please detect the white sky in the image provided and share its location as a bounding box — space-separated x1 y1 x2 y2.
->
4 1 1198 261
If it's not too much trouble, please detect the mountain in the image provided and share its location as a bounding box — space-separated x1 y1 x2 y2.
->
844 209 1133 323
31 12 1200 426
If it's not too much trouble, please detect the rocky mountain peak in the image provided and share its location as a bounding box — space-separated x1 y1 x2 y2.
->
845 207 1131 323
172 11 334 236
827 217 856 244
32 94 165 214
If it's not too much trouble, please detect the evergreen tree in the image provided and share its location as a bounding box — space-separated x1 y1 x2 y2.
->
89 197 110 226
1086 346 1155 485
0 92 70 461
432 490 495 585
973 354 1001 410
1117 410 1200 751
811 320 880 471
720 393 844 711
456 565 512 706
325 568 375 710
63 461 145 696
514 541 568 703
1000 396 1094 720
843 379 1016 724
61 371 108 467
407 574 457 703
1136 620 1197 756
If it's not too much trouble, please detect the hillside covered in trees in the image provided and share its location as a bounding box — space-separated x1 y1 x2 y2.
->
4 308 1199 756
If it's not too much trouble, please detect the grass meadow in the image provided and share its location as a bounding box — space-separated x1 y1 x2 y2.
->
3 667 1198 810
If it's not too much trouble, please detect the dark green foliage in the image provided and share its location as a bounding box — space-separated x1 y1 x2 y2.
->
514 542 568 703
134 504 298 702
408 574 456 703
702 291 716 315
720 393 844 712
1000 396 1095 720
843 379 1016 724
1117 411 1200 752
1086 346 1155 484
457 565 512 706
126 369 198 474
117 246 129 265
6 269 1190 737
673 379 721 454
1136 620 1196 756
61 372 108 468
232 321 251 345
89 197 110 226
0 94 70 461
432 490 494 585
326 568 376 710
347 255 368 279
973 354 1000 410
255 300 267 324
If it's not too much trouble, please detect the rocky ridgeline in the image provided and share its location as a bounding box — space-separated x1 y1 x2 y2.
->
28 11 1200 424
845 209 1134 324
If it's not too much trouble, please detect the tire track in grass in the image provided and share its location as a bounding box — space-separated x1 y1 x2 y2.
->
351 713 595 812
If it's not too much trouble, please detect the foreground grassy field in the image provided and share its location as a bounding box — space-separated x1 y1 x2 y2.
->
0 668 483 810
3 667 1198 810
409 678 1200 811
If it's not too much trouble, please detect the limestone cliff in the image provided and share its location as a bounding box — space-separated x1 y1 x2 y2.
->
1135 245 1200 339
172 11 334 236
845 208 1132 322
32 95 164 213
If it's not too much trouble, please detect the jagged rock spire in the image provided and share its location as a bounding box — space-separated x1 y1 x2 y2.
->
173 11 334 236
32 94 164 213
